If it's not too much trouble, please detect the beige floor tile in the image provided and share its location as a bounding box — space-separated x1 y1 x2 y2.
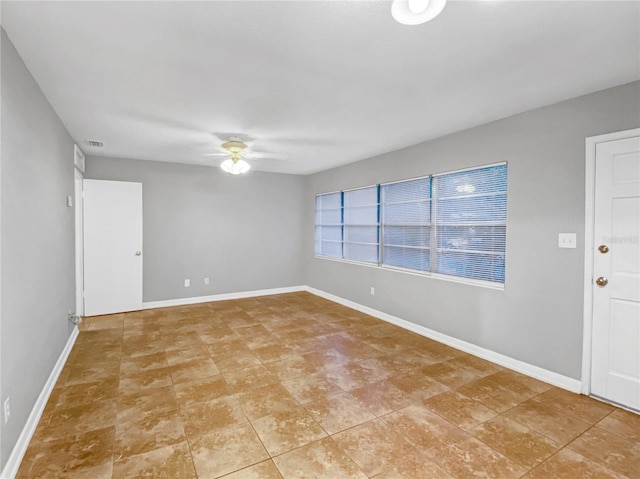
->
422 390 498 430
532 388 615 424
238 383 299 420
272 437 367 479
472 415 560 468
503 397 595 444
173 374 231 407
120 351 168 375
324 361 390 391
55 377 120 409
43 399 117 440
169 356 220 384
595 408 640 442
388 370 450 401
303 392 376 434
181 395 247 438
333 418 416 477
26 427 115 478
251 405 327 456
190 422 269 478
65 359 120 386
222 460 284 479
522 449 628 479
567 424 640 478
223 364 278 393
119 366 173 394
112 442 197 479
350 379 413 416
264 355 318 381
281 371 344 403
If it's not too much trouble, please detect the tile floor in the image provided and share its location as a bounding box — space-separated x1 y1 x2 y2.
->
16 292 640 479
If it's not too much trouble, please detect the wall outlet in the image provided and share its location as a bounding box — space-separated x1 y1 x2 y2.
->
184 279 190 287
204 277 210 285
4 397 10 424
370 286 375 296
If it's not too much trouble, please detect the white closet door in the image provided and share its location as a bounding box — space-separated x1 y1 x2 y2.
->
83 179 143 316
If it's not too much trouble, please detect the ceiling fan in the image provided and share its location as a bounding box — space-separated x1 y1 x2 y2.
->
218 139 251 175
205 134 288 175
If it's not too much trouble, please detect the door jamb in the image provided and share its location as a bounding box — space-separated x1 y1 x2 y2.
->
581 128 640 395
74 145 85 318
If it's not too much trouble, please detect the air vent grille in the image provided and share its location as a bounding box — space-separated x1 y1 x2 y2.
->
86 140 104 147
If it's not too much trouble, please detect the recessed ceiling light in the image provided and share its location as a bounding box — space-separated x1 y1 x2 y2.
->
391 0 447 25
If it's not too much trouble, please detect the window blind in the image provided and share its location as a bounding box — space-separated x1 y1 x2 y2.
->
343 186 379 264
315 192 342 258
433 164 507 283
381 177 431 271
314 162 507 287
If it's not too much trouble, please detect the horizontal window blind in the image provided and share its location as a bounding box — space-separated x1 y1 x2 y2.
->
381 177 431 271
315 192 342 258
343 186 379 264
434 164 507 283
314 162 507 286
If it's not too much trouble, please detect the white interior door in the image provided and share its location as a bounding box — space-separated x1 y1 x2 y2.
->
83 179 143 316
591 135 640 411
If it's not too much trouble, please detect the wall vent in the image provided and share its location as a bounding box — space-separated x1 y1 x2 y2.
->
86 140 104 147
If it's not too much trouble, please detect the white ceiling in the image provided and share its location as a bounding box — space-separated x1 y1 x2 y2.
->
2 1 639 175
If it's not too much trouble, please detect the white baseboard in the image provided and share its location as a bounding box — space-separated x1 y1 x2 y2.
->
142 285 306 310
304 286 582 393
1 327 79 479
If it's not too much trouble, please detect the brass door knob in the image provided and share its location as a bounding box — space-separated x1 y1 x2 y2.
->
595 277 608 287
598 245 609 254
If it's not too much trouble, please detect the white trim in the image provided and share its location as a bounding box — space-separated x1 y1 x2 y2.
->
305 286 582 393
1 328 79 479
141 285 306 310
582 128 640 395
73 144 85 174
313 255 505 290
74 169 84 318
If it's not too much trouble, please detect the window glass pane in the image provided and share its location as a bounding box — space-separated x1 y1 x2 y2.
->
436 164 507 198
436 251 505 283
381 177 431 271
344 187 379 263
434 164 507 283
315 192 343 258
383 246 430 271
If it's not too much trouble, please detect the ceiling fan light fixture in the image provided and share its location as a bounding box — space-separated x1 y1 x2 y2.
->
392 0 447 25
220 158 250 175
219 138 251 175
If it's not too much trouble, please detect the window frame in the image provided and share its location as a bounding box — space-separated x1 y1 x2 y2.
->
313 162 508 290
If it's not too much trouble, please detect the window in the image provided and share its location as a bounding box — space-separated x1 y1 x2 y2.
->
314 192 342 258
314 163 507 286
433 164 507 283
381 177 431 271
343 186 379 264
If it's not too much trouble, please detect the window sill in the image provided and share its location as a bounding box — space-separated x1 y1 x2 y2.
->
313 254 505 291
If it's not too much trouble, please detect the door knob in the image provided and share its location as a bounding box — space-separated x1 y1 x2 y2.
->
595 276 608 287
135 251 142 256
598 245 609 254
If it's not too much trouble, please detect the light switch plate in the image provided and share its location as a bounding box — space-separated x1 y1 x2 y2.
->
558 233 577 249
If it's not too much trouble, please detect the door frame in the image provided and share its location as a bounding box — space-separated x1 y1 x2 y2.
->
74 145 85 318
581 128 640 395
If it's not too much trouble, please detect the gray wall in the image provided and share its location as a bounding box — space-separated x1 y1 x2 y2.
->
86 157 305 302
1 29 76 469
303 81 640 380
